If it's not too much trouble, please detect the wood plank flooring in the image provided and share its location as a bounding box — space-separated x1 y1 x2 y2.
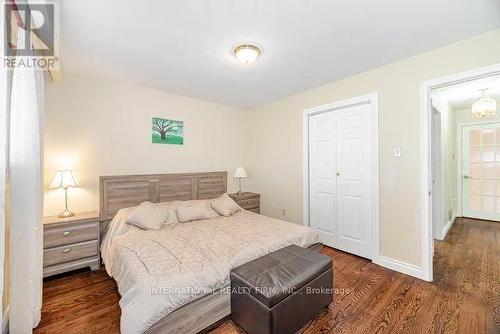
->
34 217 499 334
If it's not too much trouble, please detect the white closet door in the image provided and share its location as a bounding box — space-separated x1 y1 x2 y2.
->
309 111 337 246
308 104 372 259
335 104 372 258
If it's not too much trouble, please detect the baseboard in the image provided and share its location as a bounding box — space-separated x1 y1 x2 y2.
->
372 255 426 281
440 216 456 240
3 306 9 334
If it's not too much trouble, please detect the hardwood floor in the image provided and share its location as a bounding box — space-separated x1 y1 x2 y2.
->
34 218 499 334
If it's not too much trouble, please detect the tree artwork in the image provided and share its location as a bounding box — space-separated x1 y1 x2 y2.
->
152 117 184 145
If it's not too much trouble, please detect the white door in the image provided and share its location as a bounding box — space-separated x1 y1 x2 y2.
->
309 111 337 247
462 124 500 221
309 103 373 259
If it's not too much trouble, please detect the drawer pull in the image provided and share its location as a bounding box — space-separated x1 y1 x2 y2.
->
246 201 252 205
63 231 72 236
62 248 71 254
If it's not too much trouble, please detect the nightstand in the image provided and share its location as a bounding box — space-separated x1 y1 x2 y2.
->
229 192 260 214
43 211 100 278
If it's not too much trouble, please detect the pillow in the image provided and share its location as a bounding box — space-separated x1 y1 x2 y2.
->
211 193 241 217
159 199 219 225
157 201 183 225
126 201 169 230
176 205 216 223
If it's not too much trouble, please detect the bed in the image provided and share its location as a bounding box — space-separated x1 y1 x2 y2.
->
99 172 322 334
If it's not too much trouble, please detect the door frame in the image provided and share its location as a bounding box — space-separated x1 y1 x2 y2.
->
303 93 380 260
420 62 500 282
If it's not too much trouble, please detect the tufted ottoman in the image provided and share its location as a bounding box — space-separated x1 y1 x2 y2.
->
230 244 333 334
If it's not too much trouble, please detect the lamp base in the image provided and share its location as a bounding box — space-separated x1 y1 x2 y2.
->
58 210 75 218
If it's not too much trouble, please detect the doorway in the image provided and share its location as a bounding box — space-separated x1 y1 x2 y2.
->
422 63 500 282
303 93 379 260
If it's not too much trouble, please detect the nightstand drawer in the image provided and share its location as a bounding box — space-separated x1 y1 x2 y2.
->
237 197 260 209
44 221 99 249
43 240 99 267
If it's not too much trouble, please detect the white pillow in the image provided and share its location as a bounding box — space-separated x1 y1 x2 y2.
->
159 199 219 225
211 193 241 217
126 201 169 230
176 205 216 223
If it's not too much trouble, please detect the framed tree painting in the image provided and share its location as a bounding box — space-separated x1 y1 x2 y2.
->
152 117 184 145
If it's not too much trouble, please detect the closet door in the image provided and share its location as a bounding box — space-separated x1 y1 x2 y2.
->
309 111 337 246
335 104 372 259
308 104 373 259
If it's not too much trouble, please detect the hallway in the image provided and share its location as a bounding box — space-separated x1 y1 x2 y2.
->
431 218 499 332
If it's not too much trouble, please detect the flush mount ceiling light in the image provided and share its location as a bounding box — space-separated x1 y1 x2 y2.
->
233 44 261 64
472 88 497 118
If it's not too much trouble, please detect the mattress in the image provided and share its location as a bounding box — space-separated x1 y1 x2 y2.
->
101 204 321 334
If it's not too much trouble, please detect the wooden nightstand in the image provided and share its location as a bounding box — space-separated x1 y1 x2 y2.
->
229 192 260 214
43 211 100 278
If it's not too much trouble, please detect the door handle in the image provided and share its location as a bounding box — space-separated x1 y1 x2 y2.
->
463 175 470 179
336 172 340 176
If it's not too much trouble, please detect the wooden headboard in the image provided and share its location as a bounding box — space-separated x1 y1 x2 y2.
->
99 172 227 221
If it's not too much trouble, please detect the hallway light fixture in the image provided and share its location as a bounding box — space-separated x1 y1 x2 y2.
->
472 88 496 118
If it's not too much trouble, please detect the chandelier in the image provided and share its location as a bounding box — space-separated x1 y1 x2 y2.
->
472 89 496 118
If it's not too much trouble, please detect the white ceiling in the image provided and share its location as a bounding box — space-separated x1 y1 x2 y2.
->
433 74 500 110
60 0 500 108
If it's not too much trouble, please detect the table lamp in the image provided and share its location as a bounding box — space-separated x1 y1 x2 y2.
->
50 170 79 218
234 167 248 195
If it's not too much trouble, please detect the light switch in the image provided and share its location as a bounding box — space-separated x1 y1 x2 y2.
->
393 147 402 159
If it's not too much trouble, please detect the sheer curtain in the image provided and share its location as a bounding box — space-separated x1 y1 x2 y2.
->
8 27 44 331
0 5 9 327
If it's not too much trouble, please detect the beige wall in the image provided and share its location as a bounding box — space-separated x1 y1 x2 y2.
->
245 29 500 266
44 73 249 216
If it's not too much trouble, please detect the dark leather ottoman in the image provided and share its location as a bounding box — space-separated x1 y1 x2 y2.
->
230 245 333 334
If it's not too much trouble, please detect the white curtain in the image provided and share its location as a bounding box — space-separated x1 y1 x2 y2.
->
8 27 44 331
0 2 10 326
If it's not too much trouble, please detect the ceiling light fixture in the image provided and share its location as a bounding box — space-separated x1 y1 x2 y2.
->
472 88 497 118
233 44 261 64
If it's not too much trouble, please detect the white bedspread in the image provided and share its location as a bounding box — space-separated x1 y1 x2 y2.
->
101 207 321 334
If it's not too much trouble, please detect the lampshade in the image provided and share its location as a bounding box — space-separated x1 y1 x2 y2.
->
234 167 248 178
472 89 497 118
49 170 79 189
